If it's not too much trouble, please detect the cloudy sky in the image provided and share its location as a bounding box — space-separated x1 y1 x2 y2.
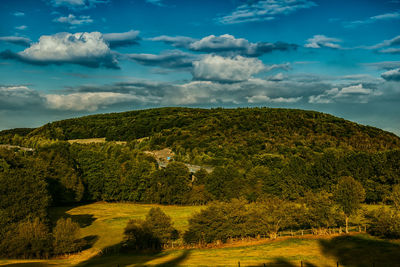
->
1 0 400 135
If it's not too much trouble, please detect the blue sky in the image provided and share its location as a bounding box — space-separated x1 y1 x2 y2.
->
0 0 400 135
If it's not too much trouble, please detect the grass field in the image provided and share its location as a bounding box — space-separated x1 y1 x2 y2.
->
1 203 400 267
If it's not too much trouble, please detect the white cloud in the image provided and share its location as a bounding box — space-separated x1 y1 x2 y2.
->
367 35 400 50
190 34 252 52
148 35 197 48
14 32 118 68
150 34 297 56
54 14 93 25
345 11 400 27
217 0 316 24
13 12 25 17
103 30 140 48
0 85 44 109
381 68 400 81
49 0 109 9
15 25 27 30
192 55 265 82
308 84 380 103
45 92 153 111
0 36 31 46
247 95 302 103
304 35 342 49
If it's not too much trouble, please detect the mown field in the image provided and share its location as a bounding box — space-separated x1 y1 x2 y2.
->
1 203 400 267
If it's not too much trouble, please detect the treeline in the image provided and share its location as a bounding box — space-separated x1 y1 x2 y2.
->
1 142 400 207
3 108 399 155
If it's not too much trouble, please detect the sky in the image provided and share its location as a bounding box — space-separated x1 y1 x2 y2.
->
0 0 400 135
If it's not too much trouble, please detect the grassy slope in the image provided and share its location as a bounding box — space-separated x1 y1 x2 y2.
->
1 203 400 267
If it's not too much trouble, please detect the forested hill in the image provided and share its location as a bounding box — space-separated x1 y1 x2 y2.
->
2 107 400 156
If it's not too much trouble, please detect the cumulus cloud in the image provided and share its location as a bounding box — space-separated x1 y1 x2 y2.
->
304 35 342 49
150 34 297 56
192 55 265 82
0 36 31 47
103 30 140 48
49 0 109 9
309 84 380 103
216 0 316 24
0 32 119 68
54 14 93 25
127 50 196 70
189 34 297 56
345 11 400 28
381 68 400 81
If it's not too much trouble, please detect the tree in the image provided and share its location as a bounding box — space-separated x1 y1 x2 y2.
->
123 219 161 251
302 191 339 233
53 218 81 254
334 176 365 233
388 184 400 211
143 207 178 244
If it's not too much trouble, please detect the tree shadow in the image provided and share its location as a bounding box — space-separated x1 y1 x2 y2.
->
75 242 191 267
248 257 317 267
319 234 400 267
2 263 52 267
49 206 96 228
80 235 99 250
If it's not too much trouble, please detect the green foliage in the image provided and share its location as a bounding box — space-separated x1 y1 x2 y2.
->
302 191 339 229
388 184 400 211
123 219 161 251
367 209 400 239
52 218 82 255
147 162 191 204
335 176 366 218
0 218 52 259
183 198 304 244
0 167 50 229
143 207 179 244
123 208 178 250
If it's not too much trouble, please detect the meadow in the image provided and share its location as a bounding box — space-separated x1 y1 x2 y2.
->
1 202 400 267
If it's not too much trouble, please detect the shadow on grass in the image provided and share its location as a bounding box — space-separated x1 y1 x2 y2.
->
48 205 97 228
2 263 52 267
319 234 400 267
248 258 317 267
80 235 99 250
75 242 191 267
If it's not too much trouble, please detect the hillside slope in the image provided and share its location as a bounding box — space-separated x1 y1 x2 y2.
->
19 107 400 153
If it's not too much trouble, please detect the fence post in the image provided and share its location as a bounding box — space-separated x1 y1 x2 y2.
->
301 260 303 267
238 261 240 267
337 261 339 267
